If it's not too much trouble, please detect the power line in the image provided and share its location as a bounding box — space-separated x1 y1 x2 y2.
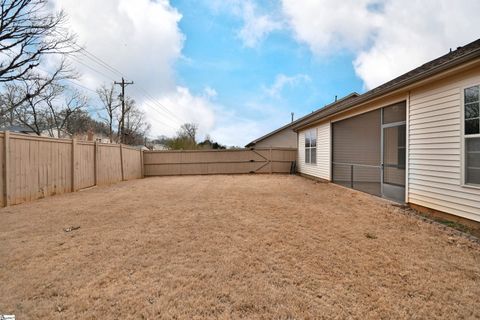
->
60 40 188 123
140 99 183 127
53 31 189 127
145 106 179 131
76 47 124 77
68 50 188 125
66 53 116 82
53 30 124 78
23 64 177 135
132 87 186 124
64 79 98 93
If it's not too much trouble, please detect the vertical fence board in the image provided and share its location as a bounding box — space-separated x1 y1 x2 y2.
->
1 132 6 206
76 142 95 189
122 147 142 180
97 144 122 185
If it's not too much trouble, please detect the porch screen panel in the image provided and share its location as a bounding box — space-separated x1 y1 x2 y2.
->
332 109 381 196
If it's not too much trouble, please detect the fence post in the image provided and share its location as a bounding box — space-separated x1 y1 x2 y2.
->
350 165 354 188
71 138 76 192
120 144 125 181
3 131 9 206
269 148 273 174
140 149 144 178
94 141 99 186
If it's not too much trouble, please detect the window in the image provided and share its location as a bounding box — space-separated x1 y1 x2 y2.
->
464 85 480 185
304 129 317 164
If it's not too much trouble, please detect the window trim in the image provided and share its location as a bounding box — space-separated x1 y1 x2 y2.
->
304 128 317 165
461 83 480 189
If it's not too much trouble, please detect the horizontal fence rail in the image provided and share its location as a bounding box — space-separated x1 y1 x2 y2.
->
1 132 143 207
143 148 297 176
332 162 382 197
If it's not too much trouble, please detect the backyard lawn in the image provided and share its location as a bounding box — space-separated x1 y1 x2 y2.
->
0 175 479 319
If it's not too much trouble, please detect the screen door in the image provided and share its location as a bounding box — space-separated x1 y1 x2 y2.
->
381 102 406 202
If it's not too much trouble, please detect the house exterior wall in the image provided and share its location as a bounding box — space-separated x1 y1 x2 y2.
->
296 64 480 222
253 128 297 148
408 65 480 222
297 122 330 180
296 94 405 182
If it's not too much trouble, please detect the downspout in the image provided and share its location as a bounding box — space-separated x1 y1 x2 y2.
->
405 90 411 204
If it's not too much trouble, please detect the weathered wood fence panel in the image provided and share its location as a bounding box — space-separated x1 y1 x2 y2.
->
143 148 297 176
122 146 143 180
97 144 123 185
9 135 73 205
1 132 143 207
75 142 95 190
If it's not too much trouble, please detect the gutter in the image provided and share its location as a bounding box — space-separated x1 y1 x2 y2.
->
293 48 480 132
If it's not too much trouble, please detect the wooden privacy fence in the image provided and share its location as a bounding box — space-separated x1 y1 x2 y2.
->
0 132 143 206
143 148 297 176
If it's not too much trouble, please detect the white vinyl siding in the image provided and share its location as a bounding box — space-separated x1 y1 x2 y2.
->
253 127 298 148
408 69 480 222
298 122 330 180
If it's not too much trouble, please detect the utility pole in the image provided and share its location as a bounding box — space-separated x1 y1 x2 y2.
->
114 77 134 143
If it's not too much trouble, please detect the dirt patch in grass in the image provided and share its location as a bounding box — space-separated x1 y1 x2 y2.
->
0 175 479 319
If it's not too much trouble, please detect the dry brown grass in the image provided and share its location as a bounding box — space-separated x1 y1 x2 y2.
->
0 175 479 319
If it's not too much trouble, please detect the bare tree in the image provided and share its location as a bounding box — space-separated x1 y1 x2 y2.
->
0 83 20 126
12 81 49 134
44 88 87 138
179 123 198 143
0 0 76 83
10 60 82 136
120 98 150 145
96 84 118 142
159 123 200 150
0 58 75 119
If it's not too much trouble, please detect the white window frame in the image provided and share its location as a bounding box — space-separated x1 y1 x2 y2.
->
304 128 317 165
461 83 480 189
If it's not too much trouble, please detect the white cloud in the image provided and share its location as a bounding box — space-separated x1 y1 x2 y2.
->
203 86 218 99
353 0 480 89
146 86 216 138
281 0 480 89
264 73 310 98
207 0 282 48
282 0 381 54
53 0 184 93
51 0 223 141
237 1 283 48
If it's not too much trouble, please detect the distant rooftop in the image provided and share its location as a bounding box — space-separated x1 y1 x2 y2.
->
245 92 359 147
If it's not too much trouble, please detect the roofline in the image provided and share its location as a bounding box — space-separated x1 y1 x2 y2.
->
293 47 480 131
245 121 296 147
245 92 359 147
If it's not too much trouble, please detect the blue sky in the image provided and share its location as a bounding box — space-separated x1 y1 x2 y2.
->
174 0 363 122
52 0 480 146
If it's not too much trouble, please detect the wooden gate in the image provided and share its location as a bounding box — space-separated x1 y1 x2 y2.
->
143 148 297 176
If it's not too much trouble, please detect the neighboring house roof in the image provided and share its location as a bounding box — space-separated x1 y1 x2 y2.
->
245 92 359 147
245 121 298 148
293 38 480 131
0 125 36 134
